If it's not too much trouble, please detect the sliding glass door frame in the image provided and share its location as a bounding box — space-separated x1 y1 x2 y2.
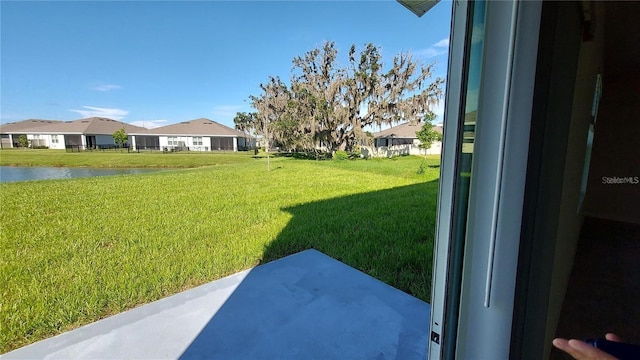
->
429 1 543 359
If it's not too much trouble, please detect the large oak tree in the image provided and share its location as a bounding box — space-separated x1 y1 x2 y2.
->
236 41 444 155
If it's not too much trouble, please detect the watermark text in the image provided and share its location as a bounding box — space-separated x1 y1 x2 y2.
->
601 176 639 185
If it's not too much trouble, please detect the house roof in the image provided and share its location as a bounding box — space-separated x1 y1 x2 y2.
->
149 118 248 137
1 117 253 138
1 117 147 135
0 119 63 133
374 122 443 139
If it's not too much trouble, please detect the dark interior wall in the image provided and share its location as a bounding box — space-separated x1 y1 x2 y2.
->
511 3 585 358
584 2 640 225
544 2 639 357
512 2 610 358
513 2 638 358
544 2 607 355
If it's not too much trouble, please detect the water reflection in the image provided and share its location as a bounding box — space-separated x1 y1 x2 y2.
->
0 166 163 183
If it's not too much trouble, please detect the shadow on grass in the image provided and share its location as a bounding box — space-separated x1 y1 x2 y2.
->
178 180 438 359
253 152 329 160
261 179 439 301
274 152 331 160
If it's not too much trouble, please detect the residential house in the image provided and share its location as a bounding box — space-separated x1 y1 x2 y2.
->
0 117 145 150
363 122 443 158
144 118 255 152
0 119 63 149
0 117 256 152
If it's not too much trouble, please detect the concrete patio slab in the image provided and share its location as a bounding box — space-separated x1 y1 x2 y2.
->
2 249 430 359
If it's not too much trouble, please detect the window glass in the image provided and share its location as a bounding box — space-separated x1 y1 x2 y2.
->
442 1 486 357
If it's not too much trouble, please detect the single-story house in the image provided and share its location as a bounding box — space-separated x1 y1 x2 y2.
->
0 119 63 149
0 117 146 150
0 117 256 152
363 122 443 158
143 118 255 152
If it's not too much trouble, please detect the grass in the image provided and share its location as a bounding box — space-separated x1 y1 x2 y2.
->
0 149 255 168
0 153 441 353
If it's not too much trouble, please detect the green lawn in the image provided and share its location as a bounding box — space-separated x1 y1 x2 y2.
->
0 149 255 168
0 153 440 353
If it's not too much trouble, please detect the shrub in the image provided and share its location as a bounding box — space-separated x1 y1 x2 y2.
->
333 150 349 161
417 160 426 174
349 145 362 159
17 135 29 148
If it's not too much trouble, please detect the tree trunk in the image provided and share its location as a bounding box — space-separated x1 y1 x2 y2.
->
267 148 270 172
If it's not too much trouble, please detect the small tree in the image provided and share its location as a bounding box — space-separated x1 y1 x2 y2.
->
18 135 30 148
416 115 442 159
249 76 290 171
112 127 128 148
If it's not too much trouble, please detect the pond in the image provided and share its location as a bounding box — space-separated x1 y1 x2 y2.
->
0 166 165 183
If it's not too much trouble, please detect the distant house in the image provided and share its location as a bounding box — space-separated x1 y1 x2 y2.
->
0 117 256 152
0 117 145 150
142 118 255 152
363 122 443 158
0 119 62 149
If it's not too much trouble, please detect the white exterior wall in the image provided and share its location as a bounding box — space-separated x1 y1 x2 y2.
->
48 134 66 150
159 136 216 151
159 136 169 149
201 136 211 151
159 136 188 149
361 141 442 158
26 134 65 149
187 136 210 151
26 134 42 145
425 141 442 155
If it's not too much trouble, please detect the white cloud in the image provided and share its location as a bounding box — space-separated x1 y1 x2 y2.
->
416 48 448 58
433 38 449 48
415 37 450 59
69 106 128 120
92 84 122 92
128 120 168 129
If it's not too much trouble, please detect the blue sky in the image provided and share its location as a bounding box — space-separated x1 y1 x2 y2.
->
1 1 452 129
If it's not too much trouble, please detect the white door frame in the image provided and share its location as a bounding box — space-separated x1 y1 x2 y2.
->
429 1 543 359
